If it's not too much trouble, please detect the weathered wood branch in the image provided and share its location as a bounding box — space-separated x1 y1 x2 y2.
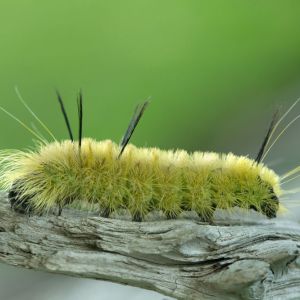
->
0 193 299 300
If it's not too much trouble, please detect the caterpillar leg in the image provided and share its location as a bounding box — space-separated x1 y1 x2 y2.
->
261 199 279 218
58 204 63 216
132 212 143 222
197 204 216 224
165 211 177 220
100 206 110 218
57 197 74 216
8 182 34 215
261 187 280 218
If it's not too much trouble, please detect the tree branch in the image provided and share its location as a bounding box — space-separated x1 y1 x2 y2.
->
0 193 299 300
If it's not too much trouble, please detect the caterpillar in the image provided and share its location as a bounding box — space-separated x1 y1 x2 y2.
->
0 89 298 222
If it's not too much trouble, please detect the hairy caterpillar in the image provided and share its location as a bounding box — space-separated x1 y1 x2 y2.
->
0 89 298 222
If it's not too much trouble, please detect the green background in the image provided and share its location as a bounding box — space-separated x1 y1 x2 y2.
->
1 1 300 299
1 1 300 166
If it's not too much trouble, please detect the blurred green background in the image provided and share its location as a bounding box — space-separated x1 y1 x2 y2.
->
1 1 300 299
1 1 300 164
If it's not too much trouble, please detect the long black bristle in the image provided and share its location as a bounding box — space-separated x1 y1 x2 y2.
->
56 90 74 141
118 100 150 158
255 109 280 163
77 90 83 149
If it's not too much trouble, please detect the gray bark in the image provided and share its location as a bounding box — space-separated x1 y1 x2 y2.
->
0 193 299 300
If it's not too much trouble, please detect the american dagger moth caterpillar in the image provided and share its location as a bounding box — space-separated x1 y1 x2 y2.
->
0 89 298 222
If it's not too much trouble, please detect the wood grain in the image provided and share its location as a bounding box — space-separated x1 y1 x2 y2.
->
0 194 299 300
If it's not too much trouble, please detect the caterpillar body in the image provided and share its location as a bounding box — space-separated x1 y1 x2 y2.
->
0 90 297 222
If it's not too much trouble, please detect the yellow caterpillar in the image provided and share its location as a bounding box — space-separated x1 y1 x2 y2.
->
0 89 298 222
